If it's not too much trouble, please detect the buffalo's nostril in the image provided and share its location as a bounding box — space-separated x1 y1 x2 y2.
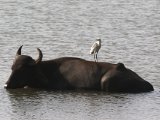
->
4 84 7 88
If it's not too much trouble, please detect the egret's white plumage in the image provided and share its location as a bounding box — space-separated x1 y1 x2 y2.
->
90 39 101 62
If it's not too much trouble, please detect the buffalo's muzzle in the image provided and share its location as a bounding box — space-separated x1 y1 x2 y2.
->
4 84 8 88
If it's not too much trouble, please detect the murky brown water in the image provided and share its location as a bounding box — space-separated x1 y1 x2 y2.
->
0 0 160 120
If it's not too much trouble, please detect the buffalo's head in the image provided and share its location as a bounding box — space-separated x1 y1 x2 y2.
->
5 46 48 89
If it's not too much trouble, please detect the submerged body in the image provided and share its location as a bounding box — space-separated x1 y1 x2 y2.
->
5 46 154 93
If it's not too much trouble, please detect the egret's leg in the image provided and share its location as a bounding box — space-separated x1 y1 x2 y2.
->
96 53 98 62
95 53 97 62
94 52 96 62
97 53 98 62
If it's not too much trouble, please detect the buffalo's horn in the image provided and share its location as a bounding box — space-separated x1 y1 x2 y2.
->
16 45 23 56
36 48 43 63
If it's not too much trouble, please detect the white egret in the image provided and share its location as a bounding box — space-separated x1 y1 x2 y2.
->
90 39 101 62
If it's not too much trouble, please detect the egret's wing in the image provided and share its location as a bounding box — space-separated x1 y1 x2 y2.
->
91 42 98 49
90 42 98 54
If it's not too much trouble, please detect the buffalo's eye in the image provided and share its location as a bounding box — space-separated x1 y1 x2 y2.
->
11 63 30 71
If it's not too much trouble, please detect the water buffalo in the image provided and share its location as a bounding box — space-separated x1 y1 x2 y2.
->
4 46 154 93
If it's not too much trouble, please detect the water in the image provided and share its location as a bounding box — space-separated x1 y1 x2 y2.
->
0 0 160 119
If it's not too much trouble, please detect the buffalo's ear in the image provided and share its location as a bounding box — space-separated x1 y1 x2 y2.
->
28 60 36 66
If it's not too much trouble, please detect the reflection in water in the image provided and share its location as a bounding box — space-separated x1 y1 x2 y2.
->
6 89 43 120
5 89 158 120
